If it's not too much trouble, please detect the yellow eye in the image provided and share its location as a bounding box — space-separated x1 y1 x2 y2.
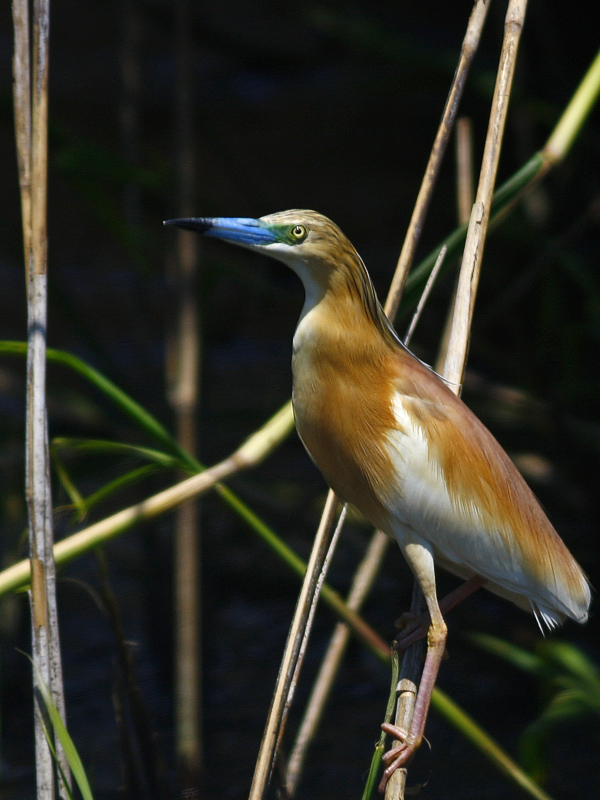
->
290 224 307 241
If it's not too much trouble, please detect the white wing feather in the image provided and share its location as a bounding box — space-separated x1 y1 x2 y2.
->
382 393 583 628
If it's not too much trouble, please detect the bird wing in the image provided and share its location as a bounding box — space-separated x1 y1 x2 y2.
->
382 358 590 626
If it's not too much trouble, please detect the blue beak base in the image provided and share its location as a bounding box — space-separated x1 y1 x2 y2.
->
164 217 278 246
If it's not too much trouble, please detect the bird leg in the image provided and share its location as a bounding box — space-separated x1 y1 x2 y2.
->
379 540 448 793
378 617 447 791
394 574 486 650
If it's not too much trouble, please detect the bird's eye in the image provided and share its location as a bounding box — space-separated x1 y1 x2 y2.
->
290 224 307 242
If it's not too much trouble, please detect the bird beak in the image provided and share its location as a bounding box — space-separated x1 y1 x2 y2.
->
163 216 278 247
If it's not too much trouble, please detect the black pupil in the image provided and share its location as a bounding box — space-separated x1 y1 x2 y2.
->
294 226 303 237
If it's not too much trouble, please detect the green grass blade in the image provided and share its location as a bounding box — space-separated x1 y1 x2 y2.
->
52 437 181 468
41 694 94 800
24 653 95 800
52 450 87 517
78 464 164 517
0 341 196 471
468 631 542 674
362 645 400 800
471 634 600 703
35 712 76 800
51 440 172 521
536 640 600 694
520 689 594 782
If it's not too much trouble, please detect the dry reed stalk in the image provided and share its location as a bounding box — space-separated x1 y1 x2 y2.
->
248 492 341 800
12 0 31 273
168 0 203 787
384 586 427 800
284 529 389 796
456 117 475 226
13 0 70 796
275 505 349 764
434 117 475 375
403 246 448 345
443 0 528 388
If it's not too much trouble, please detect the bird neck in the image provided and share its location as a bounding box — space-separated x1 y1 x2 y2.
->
292 251 401 357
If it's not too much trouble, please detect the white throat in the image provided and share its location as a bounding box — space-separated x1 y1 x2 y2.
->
261 242 328 353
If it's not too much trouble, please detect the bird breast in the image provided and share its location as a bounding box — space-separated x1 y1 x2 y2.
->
291 302 404 531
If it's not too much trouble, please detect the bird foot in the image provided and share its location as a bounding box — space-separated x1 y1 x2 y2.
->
378 722 420 792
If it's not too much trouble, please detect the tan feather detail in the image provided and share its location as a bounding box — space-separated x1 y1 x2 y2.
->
391 353 590 621
292 290 401 531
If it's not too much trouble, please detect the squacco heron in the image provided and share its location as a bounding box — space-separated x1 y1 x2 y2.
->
165 210 590 785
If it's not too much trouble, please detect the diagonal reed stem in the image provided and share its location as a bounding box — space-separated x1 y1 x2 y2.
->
443 0 528 389
248 492 341 800
386 0 491 318
285 529 390 797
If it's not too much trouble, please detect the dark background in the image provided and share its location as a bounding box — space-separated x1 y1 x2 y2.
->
0 1 599 798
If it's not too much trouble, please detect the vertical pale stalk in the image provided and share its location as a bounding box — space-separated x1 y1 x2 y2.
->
28 3 56 795
14 0 70 796
12 0 31 277
434 117 475 375
455 117 475 225
168 0 203 787
443 0 528 388
384 586 427 800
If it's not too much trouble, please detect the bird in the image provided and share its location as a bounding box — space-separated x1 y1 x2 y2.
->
164 210 590 786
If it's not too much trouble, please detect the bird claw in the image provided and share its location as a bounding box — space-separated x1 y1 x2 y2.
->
381 722 408 752
378 723 419 792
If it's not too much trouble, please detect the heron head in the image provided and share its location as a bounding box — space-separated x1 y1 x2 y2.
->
164 209 358 289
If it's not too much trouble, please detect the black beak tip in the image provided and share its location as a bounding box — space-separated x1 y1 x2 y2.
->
163 217 212 233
